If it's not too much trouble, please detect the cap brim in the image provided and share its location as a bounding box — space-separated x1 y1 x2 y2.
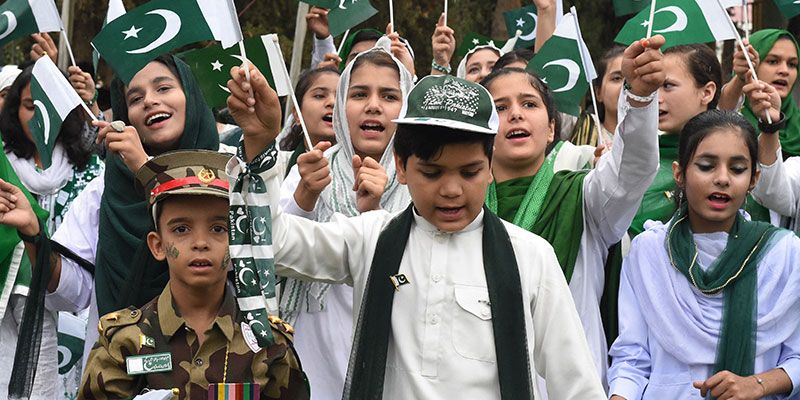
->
151 186 229 206
392 117 496 135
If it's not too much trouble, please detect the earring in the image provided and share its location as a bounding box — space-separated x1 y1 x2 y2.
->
677 190 684 215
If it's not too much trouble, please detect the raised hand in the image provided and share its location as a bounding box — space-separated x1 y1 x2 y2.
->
93 120 149 173
306 6 331 39
294 141 333 211
68 65 99 116
227 63 282 160
742 70 781 123
30 33 57 64
0 179 39 237
621 35 666 106
318 52 342 69
352 155 387 213
733 40 760 82
430 13 455 75
385 24 416 77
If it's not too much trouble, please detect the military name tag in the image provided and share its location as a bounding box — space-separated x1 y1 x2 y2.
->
126 353 173 375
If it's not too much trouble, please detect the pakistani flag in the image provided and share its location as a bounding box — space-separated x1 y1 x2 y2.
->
615 0 736 49
56 312 85 375
28 56 84 169
183 34 290 108
92 0 243 84
775 0 800 19
93 0 127 74
457 31 506 58
503 1 562 49
614 0 648 16
529 12 595 117
0 0 62 49
327 0 378 37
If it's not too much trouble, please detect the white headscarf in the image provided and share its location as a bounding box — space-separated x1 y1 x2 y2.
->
0 65 21 92
456 32 520 80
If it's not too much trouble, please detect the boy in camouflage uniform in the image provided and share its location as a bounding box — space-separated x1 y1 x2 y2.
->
79 150 309 400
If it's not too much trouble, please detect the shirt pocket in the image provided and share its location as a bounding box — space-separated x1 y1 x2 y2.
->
452 285 496 363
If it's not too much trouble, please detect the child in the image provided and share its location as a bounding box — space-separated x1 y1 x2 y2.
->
607 110 800 400
480 35 664 385
227 66 606 398
74 150 308 399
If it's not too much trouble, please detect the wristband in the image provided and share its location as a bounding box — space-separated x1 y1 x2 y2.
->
623 80 656 103
431 60 451 74
758 112 786 134
86 89 98 107
17 219 44 243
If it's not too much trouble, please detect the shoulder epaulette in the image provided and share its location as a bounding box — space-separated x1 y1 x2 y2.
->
98 306 142 340
268 315 294 335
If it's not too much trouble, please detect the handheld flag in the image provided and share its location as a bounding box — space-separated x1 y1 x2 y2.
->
615 0 736 49
0 0 62 49
614 0 649 16
93 0 127 74
503 1 562 49
92 0 243 84
183 35 290 108
328 0 378 37
457 31 506 58
529 11 594 117
775 0 800 19
28 56 85 169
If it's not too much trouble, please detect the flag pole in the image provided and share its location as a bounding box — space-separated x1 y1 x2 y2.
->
337 29 351 55
645 0 657 39
389 0 395 32
238 41 257 101
60 30 77 67
742 0 750 40
572 7 609 150
714 0 771 123
444 0 448 26
272 36 313 150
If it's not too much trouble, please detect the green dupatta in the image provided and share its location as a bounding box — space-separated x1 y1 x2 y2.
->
485 142 587 281
666 203 783 383
741 29 800 159
94 55 219 315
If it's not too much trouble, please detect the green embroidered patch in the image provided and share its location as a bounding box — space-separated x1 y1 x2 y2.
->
125 352 173 375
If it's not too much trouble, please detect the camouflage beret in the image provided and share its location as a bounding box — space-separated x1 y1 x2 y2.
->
135 150 232 211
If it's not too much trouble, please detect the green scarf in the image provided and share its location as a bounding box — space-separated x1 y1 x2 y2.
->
666 203 781 382
741 29 800 159
344 205 532 399
94 55 219 315
485 143 587 281
630 135 770 237
337 28 383 70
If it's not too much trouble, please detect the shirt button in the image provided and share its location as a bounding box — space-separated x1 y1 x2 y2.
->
481 309 490 317
429 314 440 325
194 358 203 367
432 274 442 283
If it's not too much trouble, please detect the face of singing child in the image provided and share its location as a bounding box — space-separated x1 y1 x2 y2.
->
658 54 716 134
673 129 757 234
395 142 493 232
125 61 187 154
147 195 230 290
298 72 338 146
465 48 500 83
756 38 798 100
345 62 403 161
487 72 555 177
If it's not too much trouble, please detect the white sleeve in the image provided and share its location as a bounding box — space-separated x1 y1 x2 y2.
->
751 151 800 218
279 164 316 219
46 175 104 312
582 92 660 247
607 257 652 400
312 35 336 68
524 237 606 399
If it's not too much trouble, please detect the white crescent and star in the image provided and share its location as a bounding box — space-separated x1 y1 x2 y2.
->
122 25 141 40
235 215 248 233
653 6 688 34
519 13 538 41
252 216 267 237
541 59 580 92
33 100 51 144
211 60 223 71
126 9 181 55
0 11 17 40
238 267 256 287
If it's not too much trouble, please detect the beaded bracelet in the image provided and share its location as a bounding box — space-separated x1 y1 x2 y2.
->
431 60 451 74
86 89 98 107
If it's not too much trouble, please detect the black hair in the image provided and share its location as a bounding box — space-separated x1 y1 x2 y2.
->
593 45 626 122
664 44 722 110
465 47 501 67
393 124 494 167
493 48 534 71
111 54 182 124
675 110 758 207
480 68 561 152
280 66 341 151
347 30 383 61
0 66 92 170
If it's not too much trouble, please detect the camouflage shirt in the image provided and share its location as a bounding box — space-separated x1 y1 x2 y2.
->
79 283 309 400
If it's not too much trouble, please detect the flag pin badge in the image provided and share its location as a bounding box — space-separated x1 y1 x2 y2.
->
389 274 410 291
139 334 155 349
